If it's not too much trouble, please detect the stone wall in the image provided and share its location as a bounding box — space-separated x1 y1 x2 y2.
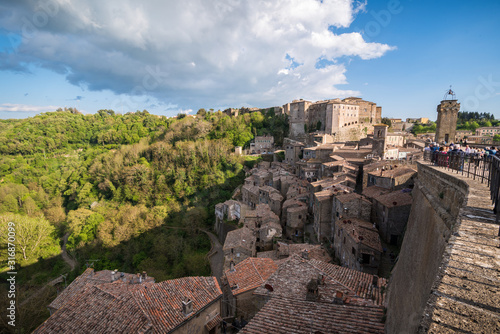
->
385 162 468 333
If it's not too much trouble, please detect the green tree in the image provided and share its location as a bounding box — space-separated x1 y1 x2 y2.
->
0 213 60 265
381 117 392 128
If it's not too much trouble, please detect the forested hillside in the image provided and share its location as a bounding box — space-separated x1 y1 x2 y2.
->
0 108 288 333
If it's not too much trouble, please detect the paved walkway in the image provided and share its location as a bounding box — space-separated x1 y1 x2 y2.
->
204 230 224 285
419 164 500 333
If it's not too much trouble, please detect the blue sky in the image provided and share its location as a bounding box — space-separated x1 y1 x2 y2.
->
0 0 499 120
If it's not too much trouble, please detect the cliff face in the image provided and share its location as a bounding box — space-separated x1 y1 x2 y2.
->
386 162 499 333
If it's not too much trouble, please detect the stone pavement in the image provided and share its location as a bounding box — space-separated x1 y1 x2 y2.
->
418 166 500 333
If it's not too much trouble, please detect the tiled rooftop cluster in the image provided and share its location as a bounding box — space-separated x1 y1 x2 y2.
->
225 257 278 296
239 297 385 334
36 269 222 334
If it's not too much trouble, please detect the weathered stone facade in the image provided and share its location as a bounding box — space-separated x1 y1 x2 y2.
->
333 217 382 275
371 190 413 245
435 99 460 144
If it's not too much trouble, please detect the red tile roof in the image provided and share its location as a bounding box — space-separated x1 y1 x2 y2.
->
133 276 222 333
373 190 413 208
225 258 278 296
239 297 385 334
253 255 372 306
309 260 388 306
48 268 154 311
362 186 391 200
35 276 221 334
338 217 383 253
35 284 152 334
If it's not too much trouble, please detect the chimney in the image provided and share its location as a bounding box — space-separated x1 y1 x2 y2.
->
229 261 235 272
333 291 344 305
137 273 142 283
142 271 147 280
372 275 379 287
111 270 118 281
302 249 309 260
182 298 193 316
306 279 319 301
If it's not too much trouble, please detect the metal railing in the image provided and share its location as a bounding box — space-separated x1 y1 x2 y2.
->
423 150 500 236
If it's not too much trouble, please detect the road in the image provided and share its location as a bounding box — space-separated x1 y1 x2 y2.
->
203 230 224 285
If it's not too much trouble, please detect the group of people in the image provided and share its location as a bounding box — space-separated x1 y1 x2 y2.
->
424 142 498 157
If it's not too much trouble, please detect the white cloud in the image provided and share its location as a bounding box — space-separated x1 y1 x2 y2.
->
0 0 395 111
0 103 60 113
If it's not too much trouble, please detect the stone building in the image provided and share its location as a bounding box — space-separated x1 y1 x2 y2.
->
312 188 335 242
372 190 413 245
332 192 372 223
243 257 387 334
241 184 259 208
284 141 305 166
475 126 500 136
281 199 307 241
435 89 460 144
367 166 417 190
253 255 387 310
343 96 381 125
333 217 382 275
223 227 256 270
37 269 223 334
286 97 381 141
250 135 274 154
222 257 277 320
372 123 389 158
242 204 282 252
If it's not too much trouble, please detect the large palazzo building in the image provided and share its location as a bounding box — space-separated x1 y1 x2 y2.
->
283 97 382 141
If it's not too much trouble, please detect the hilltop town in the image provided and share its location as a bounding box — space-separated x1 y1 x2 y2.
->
21 93 500 333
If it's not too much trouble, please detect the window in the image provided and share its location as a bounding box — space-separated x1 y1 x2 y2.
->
352 247 356 255
343 237 346 244
362 253 370 264
338 230 340 236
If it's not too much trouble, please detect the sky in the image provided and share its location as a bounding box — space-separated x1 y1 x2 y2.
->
0 0 499 120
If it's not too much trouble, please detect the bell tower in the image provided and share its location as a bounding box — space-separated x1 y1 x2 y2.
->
435 87 460 144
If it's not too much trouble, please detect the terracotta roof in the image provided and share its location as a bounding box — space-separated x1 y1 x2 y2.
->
338 218 383 253
362 186 391 200
367 167 417 178
314 188 335 201
223 227 255 251
35 284 152 334
48 268 154 311
133 276 222 333
36 276 222 334
286 244 333 263
335 192 365 204
373 190 413 208
309 260 387 305
253 255 356 303
225 258 278 296
205 314 221 331
239 297 385 334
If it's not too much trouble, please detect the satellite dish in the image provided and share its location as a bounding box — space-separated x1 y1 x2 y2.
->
264 284 274 292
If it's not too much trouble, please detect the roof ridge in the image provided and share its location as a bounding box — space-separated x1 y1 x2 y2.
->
250 258 265 283
308 259 359 296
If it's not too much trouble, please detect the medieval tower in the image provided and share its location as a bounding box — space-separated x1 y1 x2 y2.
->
435 88 460 144
372 123 389 158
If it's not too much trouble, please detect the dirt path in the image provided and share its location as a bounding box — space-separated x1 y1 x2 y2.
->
61 232 77 271
203 230 224 285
